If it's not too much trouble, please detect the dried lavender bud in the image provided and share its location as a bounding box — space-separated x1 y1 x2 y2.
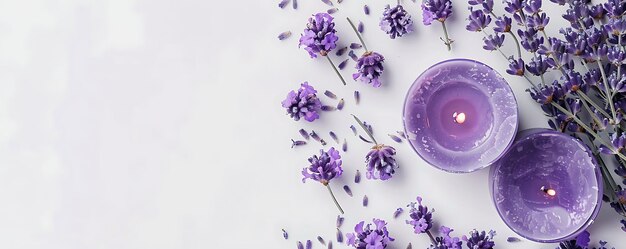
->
354 91 360 104
342 139 347 152
282 229 289 239
355 170 361 183
310 131 326 145
321 105 336 111
306 240 312 249
343 185 353 196
337 98 344 110
406 243 412 249
362 195 368 206
393 207 403 218
327 8 338 14
336 46 348 56
297 241 304 249
397 131 406 139
291 139 307 148
278 31 292 40
364 5 370 15
324 90 337 99
336 215 344 227
359 135 373 143
338 59 349 70
293 0 297 9
348 50 358 61
279 0 290 9
350 43 362 49
328 241 333 249
337 0 343 3
321 0 333 6
299 129 310 140
317 236 326 245
358 21 364 33
388 134 402 143
350 125 357 135
507 237 521 242
329 131 339 143
336 228 343 242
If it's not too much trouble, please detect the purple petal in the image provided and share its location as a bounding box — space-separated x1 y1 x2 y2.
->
322 105 337 111
355 170 361 183
336 46 348 56
350 125 357 135
299 129 310 140
278 31 292 40
358 21 364 33
321 0 333 6
362 195 368 206
293 0 297 9
359 135 373 143
336 229 343 243
327 8 338 14
338 59 349 70
327 241 333 249
407 243 412 249
337 98 345 110
348 50 358 61
507 237 521 242
278 0 290 9
343 185 353 196
297 241 304 249
336 215 344 227
291 139 307 148
393 207 403 218
397 131 406 139
342 139 347 152
329 131 339 143
350 43 362 49
283 229 289 239
599 145 615 154
324 90 337 99
389 134 402 143
354 91 360 104
306 240 312 249
364 5 370 15
317 236 326 245
338 0 343 3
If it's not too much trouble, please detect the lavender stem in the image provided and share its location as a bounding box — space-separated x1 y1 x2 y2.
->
440 21 452 51
507 31 522 59
326 56 347 85
326 185 345 214
595 59 618 122
426 230 437 245
347 17 369 51
351 114 378 144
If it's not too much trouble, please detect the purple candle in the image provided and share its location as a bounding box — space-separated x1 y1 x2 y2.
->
403 59 518 172
490 128 602 242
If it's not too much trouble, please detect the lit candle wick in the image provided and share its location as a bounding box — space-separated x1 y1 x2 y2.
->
453 112 466 124
541 186 556 196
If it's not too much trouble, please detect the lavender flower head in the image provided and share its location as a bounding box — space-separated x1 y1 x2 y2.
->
346 219 395 249
462 230 496 249
302 147 343 185
380 4 414 39
406 196 434 234
282 82 322 122
429 226 462 249
353 52 385 87
299 13 339 58
365 144 399 180
422 0 453 25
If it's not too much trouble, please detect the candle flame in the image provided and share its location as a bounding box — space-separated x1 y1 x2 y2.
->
541 186 556 196
453 112 466 124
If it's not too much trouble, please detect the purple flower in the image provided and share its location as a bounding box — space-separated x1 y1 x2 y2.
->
526 55 551 76
494 16 512 33
421 0 453 25
353 51 385 87
346 219 395 249
604 0 626 18
365 144 398 180
302 147 343 185
527 12 550 31
504 0 524 14
506 58 525 76
380 4 414 39
429 226 462 249
575 231 591 248
466 9 491 32
599 133 626 155
528 85 555 104
523 0 542 14
607 45 626 64
483 34 505 51
282 82 322 122
406 196 434 234
463 230 496 249
299 13 339 58
605 19 626 36
468 0 494 13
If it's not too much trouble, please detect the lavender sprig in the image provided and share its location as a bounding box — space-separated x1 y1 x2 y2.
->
302 147 345 214
422 0 454 50
299 13 347 86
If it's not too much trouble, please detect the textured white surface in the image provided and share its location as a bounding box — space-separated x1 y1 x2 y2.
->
0 0 624 248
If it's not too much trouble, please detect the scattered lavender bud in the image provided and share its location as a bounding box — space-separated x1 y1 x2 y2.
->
293 0 297 9
507 237 521 242
363 122 373 134
338 59 349 70
317 236 326 245
321 0 333 6
337 98 345 110
336 46 348 56
282 229 289 239
355 170 361 183
329 131 339 143
278 31 292 40
354 91 360 104
336 215 344 227
393 208 403 218
343 185 353 196
362 195 368 206
324 90 337 99
336 228 344 242
321 105 336 111
306 240 312 249
388 134 402 143
406 243 412 249
310 131 327 145
278 0 290 9
364 5 370 15
291 139 307 148
358 21 364 33
299 129 310 140
337 0 343 3
350 125 357 135
359 135 373 143
348 50 358 61
342 139 347 152
297 241 304 249
328 241 333 249
327 8 338 14
397 131 406 139
350 43 362 49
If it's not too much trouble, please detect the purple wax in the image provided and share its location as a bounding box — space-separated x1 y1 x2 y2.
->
403 59 518 172
490 129 602 242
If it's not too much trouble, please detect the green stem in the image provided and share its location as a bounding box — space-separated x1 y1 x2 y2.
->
577 90 611 120
426 231 437 245
326 184 344 214
326 56 346 86
579 95 603 128
508 31 522 59
347 17 368 52
351 114 378 144
596 60 618 122
440 21 452 51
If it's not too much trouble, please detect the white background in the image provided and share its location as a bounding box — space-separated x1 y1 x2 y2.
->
0 0 624 248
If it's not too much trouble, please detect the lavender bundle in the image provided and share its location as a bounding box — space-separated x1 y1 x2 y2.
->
465 0 626 230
